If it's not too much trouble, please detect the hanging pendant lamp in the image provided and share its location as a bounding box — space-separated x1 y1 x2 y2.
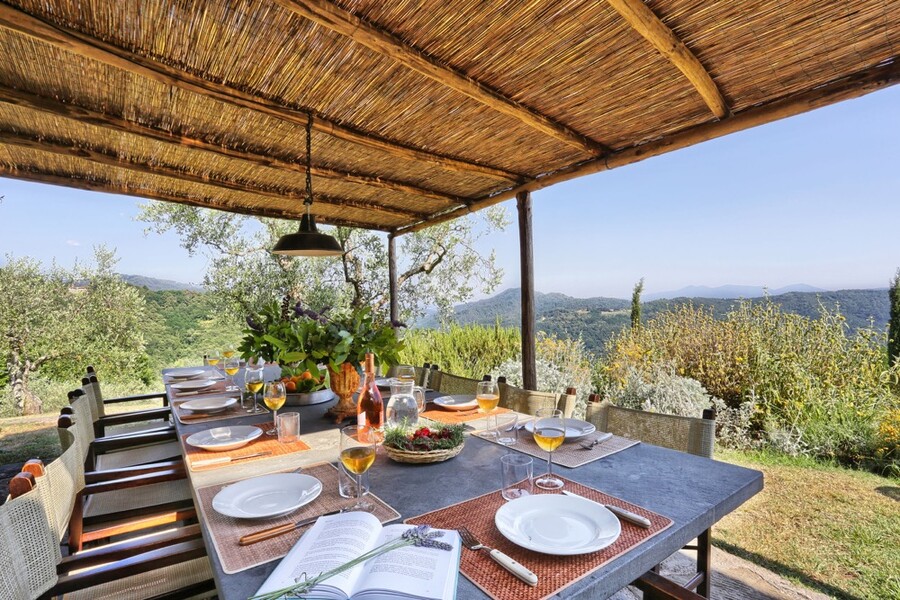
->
272 114 343 257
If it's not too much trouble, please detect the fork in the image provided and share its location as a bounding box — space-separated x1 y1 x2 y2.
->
458 527 538 586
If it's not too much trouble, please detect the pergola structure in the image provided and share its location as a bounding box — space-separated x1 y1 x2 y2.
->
0 0 898 387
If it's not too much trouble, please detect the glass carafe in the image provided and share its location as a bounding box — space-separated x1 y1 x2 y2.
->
386 380 419 429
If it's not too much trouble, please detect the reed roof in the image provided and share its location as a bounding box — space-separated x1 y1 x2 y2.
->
0 0 897 233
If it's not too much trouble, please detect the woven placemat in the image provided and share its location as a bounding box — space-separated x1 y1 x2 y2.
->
406 477 672 600
476 431 639 468
172 397 246 425
196 462 401 574
420 405 513 425
182 423 310 471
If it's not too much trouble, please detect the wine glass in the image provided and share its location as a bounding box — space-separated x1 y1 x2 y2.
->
263 381 286 435
244 365 264 413
394 365 416 383
222 344 237 359
206 350 222 369
340 425 376 512
223 355 240 392
476 380 500 437
533 408 565 490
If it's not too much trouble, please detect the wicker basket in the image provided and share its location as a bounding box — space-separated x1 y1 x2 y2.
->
383 442 464 464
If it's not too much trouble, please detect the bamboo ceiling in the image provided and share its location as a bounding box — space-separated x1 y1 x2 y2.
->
0 0 897 233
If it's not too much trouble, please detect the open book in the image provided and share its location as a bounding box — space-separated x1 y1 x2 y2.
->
256 511 461 600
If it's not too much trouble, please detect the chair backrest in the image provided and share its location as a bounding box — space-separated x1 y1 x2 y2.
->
69 394 96 463
46 427 84 536
585 399 715 458
499 382 577 417
82 373 106 418
414 363 432 388
433 371 482 396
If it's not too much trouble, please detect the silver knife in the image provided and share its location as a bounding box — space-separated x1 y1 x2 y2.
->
561 490 652 528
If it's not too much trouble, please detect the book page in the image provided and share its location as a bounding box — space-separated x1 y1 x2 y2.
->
354 525 461 600
255 511 383 599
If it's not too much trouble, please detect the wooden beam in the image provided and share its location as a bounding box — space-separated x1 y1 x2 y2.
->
0 167 390 231
388 234 399 324
394 59 900 235
274 0 608 156
516 191 537 391
0 84 466 206
0 3 523 182
605 0 729 119
0 130 423 221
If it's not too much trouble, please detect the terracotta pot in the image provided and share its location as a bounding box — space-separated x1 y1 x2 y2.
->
329 362 361 416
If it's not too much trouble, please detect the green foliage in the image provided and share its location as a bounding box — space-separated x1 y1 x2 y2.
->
889 269 900 367
600 300 900 471
630 278 644 329
398 323 520 379
383 423 465 451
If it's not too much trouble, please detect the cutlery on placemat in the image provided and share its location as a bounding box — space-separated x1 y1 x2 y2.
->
561 490 651 528
579 432 613 450
193 451 272 468
458 527 538 586
239 508 345 545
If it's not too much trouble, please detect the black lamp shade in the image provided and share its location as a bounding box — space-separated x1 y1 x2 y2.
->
271 214 343 256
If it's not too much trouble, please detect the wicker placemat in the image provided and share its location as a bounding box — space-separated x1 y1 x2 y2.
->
172 397 246 425
196 462 401 574
476 431 639 468
406 478 672 600
420 405 512 425
182 423 311 471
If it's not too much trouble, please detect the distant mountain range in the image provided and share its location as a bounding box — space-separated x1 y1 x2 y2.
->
119 274 204 292
644 283 826 300
423 286 890 354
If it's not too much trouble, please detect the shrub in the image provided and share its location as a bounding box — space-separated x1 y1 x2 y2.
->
398 323 520 379
607 363 714 418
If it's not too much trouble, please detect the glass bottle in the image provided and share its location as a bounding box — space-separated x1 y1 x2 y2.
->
356 353 383 443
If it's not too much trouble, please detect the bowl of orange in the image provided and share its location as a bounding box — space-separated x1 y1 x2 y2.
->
280 370 334 406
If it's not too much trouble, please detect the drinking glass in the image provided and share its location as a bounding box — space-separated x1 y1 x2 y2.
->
500 454 533 500
394 365 416 383
476 380 500 435
244 365 264 413
340 425 376 512
263 381 286 435
533 408 565 490
206 350 221 369
222 344 237 359
223 355 240 392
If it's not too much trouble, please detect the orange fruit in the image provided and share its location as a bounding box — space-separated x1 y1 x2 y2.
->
300 371 313 381
285 381 297 392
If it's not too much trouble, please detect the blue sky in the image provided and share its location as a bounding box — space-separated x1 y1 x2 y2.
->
1 85 898 299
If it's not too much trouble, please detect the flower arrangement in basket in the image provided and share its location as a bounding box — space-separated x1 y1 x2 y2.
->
382 424 466 464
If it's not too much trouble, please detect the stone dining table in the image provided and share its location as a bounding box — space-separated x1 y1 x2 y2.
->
166 367 763 600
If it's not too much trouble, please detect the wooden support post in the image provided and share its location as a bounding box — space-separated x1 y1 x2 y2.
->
517 191 537 390
388 234 399 325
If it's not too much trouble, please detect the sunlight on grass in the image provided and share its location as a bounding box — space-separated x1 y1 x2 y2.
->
716 448 900 599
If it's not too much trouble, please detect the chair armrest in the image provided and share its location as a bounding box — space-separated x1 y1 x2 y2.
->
634 571 706 600
83 468 185 495
98 406 171 426
58 524 203 573
84 460 184 484
92 428 177 453
103 391 167 404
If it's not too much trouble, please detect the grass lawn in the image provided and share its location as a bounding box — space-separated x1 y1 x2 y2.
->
714 448 900 600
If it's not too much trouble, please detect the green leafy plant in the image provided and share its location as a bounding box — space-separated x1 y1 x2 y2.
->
383 424 465 452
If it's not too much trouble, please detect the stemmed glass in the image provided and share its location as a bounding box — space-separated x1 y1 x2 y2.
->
206 350 222 369
394 365 416 383
339 425 376 512
533 408 566 490
222 344 237 359
476 380 500 437
244 365 264 413
263 381 286 436
223 356 240 392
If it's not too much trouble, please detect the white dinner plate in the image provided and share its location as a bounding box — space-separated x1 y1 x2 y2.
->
185 425 263 452
432 395 478 411
179 396 238 413
167 368 208 379
212 473 323 519
170 379 218 391
375 377 393 389
524 418 596 441
495 494 621 555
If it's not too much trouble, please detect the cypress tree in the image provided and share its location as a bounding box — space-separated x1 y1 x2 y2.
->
631 278 644 330
889 269 900 366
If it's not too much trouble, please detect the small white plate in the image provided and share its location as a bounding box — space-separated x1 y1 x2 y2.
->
170 379 218 391
185 425 263 452
375 377 393 389
495 494 621 555
212 473 323 519
432 395 478 411
166 368 208 379
524 418 596 440
180 396 238 413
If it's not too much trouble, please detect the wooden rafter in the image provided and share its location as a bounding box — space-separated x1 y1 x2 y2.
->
605 0 729 119
0 130 424 221
273 0 608 156
396 59 900 235
0 167 389 230
0 3 524 181
0 85 465 206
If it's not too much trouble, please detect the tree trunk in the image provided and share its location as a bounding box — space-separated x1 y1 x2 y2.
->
6 352 43 415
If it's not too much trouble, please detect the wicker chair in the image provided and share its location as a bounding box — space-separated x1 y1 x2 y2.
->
432 370 485 396
3 457 213 600
497 379 578 417
82 368 173 438
585 397 716 599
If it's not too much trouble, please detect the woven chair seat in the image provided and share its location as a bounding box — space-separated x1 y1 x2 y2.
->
94 440 183 471
83 479 192 519
59 556 213 600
